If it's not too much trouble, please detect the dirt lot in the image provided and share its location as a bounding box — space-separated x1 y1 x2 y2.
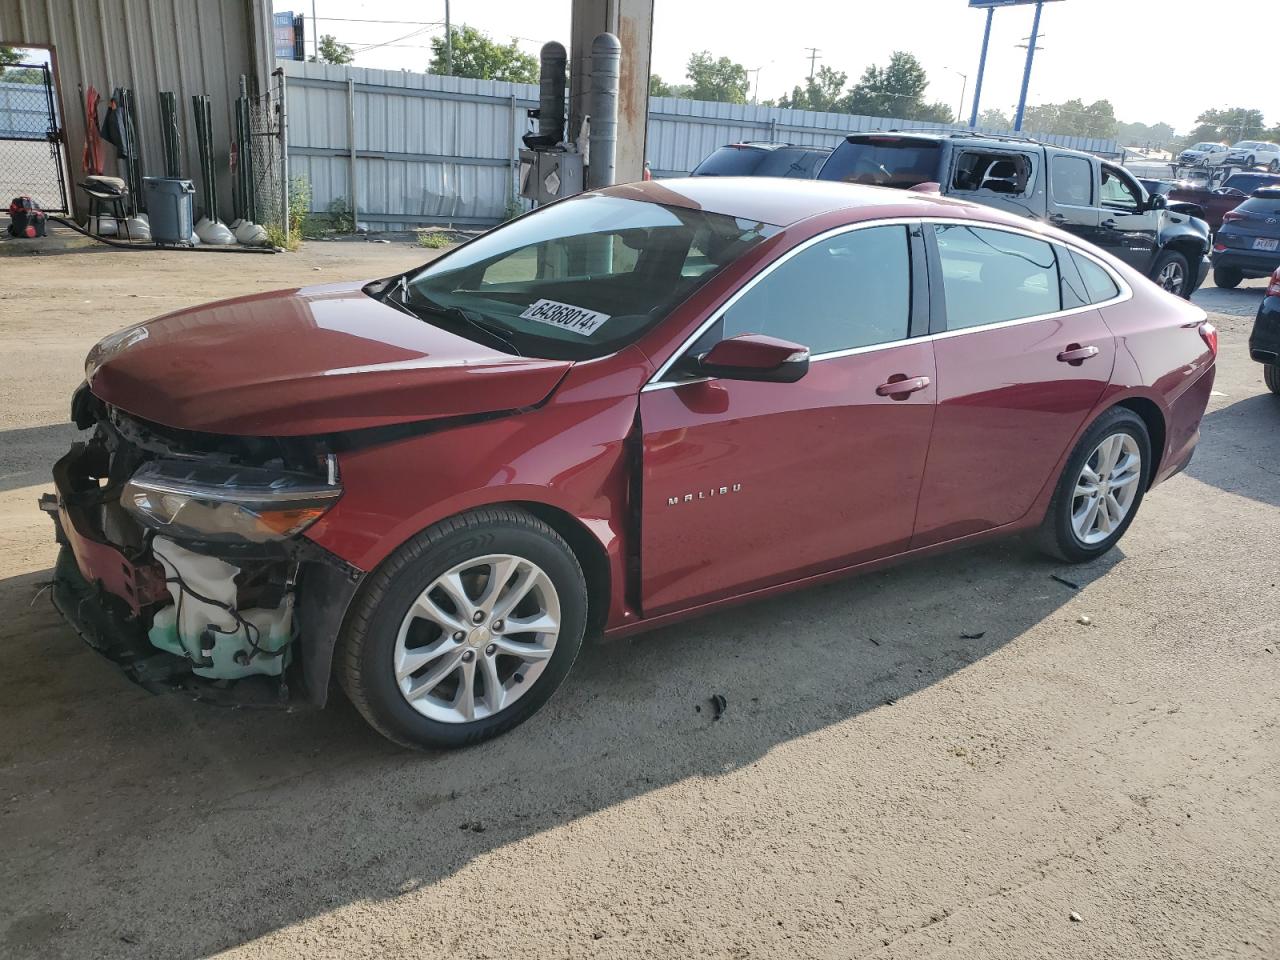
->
1 229 1277 960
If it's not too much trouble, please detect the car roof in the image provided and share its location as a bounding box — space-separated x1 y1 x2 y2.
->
598 176 1016 228
717 141 833 153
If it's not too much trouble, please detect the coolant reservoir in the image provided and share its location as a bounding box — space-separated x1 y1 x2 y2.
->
148 536 292 680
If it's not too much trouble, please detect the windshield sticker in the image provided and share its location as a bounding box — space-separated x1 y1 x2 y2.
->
519 299 611 336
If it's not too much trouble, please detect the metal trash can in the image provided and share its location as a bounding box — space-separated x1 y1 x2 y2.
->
142 177 195 244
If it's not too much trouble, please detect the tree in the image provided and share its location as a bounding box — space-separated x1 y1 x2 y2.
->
977 107 1012 130
428 25 538 83
1182 107 1267 148
840 51 951 122
778 66 848 113
684 51 749 104
1021 99 1117 139
0 45 22 66
1115 119 1176 150
310 34 353 66
649 74 673 97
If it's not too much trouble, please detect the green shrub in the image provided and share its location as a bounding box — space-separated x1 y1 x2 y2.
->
416 231 453 249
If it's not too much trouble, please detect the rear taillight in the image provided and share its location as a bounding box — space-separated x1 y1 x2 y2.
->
1221 210 1245 223
1198 321 1218 357
1213 241 1227 252
1268 269 1280 298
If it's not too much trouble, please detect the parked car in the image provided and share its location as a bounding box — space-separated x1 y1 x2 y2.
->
816 132 1211 298
1248 267 1280 394
44 179 1217 749
1211 186 1280 288
691 141 832 179
1168 172 1280 233
1176 142 1229 167
1222 141 1280 171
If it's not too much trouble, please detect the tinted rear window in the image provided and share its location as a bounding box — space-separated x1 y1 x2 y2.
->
1222 174 1280 194
818 138 943 188
1237 194 1280 216
692 148 768 176
755 148 827 178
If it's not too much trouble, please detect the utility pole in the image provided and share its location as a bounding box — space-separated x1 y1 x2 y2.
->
968 5 993 128
746 67 762 104
804 47 821 82
311 0 318 61
1012 1 1045 132
444 0 453 75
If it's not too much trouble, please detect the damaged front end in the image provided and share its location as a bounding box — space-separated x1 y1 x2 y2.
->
42 386 364 706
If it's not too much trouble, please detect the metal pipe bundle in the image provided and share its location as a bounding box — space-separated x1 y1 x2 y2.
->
190 94 216 220
158 91 181 178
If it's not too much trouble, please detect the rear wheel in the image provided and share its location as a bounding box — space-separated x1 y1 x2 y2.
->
1151 250 1192 298
336 507 587 750
1213 266 1243 289
1038 407 1152 564
1270 159 1279 173
1265 363 1280 395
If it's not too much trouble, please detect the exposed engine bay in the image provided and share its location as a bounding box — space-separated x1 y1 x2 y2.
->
42 386 361 705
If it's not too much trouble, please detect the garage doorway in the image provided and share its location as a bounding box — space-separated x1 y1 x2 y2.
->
0 44 68 212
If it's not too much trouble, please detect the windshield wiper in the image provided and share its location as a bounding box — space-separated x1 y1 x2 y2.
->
414 293 524 357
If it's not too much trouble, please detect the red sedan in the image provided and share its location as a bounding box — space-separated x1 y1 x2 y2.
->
47 178 1217 749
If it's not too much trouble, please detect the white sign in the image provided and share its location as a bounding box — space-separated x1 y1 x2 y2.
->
518 299 611 336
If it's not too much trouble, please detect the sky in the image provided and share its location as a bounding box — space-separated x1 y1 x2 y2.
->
276 0 1280 133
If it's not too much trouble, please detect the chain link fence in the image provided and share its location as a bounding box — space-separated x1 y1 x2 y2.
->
0 64 68 211
245 80 284 231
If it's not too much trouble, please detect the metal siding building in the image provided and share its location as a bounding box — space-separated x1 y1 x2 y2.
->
0 0 274 220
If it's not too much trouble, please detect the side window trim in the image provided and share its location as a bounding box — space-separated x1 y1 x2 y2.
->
646 219 923 387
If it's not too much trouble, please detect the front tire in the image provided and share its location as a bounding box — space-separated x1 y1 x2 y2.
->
336 507 587 750
1270 159 1279 173
1265 363 1280 395
1213 266 1243 289
1151 250 1192 298
1037 407 1152 564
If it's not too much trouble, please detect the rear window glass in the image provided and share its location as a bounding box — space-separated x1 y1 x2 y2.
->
1071 251 1121 304
692 148 768 176
1237 194 1280 215
818 138 942 188
754 148 827 178
1222 174 1280 194
935 224 1062 329
952 151 1033 196
1051 155 1093 205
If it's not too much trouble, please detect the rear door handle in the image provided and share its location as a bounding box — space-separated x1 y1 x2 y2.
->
876 375 931 398
1057 344 1100 364
1048 213 1068 225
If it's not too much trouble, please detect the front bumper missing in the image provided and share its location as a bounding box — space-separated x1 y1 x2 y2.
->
44 438 367 708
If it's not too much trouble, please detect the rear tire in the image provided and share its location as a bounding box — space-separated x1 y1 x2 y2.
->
336 507 587 750
1265 363 1280 395
1213 266 1243 289
1037 407 1152 564
1151 249 1192 298
1270 159 1280 173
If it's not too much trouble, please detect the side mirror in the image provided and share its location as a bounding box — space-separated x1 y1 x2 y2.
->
695 334 810 384
1146 192 1168 211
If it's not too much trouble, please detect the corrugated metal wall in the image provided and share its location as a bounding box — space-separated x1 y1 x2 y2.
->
0 0 270 220
284 61 534 231
285 61 1121 231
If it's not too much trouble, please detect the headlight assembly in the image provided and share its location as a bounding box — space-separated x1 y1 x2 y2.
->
121 459 342 543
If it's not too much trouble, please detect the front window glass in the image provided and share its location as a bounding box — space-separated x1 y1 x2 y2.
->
682 225 912 364
935 225 1062 329
401 196 777 360
1100 168 1140 210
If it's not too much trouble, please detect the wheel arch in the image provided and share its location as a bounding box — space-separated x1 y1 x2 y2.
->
513 501 612 639
1111 395 1166 485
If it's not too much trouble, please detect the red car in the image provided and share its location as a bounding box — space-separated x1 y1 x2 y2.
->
46 178 1217 749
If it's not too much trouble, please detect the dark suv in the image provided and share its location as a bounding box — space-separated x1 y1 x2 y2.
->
691 142 832 179
1212 187 1280 288
817 132 1211 298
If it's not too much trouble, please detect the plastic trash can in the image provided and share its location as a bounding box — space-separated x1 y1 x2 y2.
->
142 177 195 244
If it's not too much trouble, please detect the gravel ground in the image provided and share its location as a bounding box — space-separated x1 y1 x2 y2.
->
0 230 1276 960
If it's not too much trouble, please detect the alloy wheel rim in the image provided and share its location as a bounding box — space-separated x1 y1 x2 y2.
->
1157 260 1184 292
1071 433 1141 545
393 554 560 724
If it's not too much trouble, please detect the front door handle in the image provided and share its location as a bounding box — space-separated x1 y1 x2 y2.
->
1048 213 1068 225
876 375 931 399
1057 344 1100 365
1101 218 1118 230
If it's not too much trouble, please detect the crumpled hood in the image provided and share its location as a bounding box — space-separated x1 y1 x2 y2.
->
85 281 572 436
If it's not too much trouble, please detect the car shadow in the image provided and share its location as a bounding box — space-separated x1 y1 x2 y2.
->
0 537 1121 959
1186 392 1280 507
0 423 81 494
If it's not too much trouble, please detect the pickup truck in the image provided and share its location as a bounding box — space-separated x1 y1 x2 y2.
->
1168 172 1280 232
817 131 1212 298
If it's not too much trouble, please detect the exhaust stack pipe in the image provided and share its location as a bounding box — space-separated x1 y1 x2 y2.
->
538 41 567 143
586 32 620 189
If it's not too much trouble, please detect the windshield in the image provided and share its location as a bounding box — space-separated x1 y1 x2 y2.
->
1190 143 1218 151
399 195 778 360
818 137 943 188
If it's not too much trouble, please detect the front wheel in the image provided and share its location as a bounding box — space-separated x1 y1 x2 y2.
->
1037 407 1152 563
1265 363 1280 395
1151 250 1192 298
336 507 587 750
1270 159 1280 173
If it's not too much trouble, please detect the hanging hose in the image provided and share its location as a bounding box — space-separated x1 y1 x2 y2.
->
45 215 277 253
